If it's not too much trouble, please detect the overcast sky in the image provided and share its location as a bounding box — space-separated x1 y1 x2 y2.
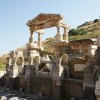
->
0 0 100 56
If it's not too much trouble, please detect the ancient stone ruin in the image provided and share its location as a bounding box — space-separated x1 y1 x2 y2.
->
1 13 100 100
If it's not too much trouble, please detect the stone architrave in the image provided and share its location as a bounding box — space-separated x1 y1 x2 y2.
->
26 13 64 31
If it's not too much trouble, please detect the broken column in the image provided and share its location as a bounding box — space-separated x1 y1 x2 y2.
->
8 51 19 77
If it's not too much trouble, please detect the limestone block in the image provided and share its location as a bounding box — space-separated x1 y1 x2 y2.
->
9 97 18 100
10 65 19 78
0 96 7 100
74 64 87 71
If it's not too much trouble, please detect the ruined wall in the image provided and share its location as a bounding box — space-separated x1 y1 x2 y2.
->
30 76 52 98
71 43 91 54
64 79 83 99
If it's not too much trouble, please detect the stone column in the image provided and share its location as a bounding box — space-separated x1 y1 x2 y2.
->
8 58 12 66
36 30 44 48
21 57 24 68
28 30 34 65
52 54 64 100
79 44 82 53
6 58 12 74
97 37 100 47
10 57 19 78
38 32 42 47
55 24 62 41
57 25 60 34
13 57 17 66
95 75 100 100
19 57 24 75
58 57 62 66
29 56 33 65
56 80 62 100
29 30 34 43
63 27 68 42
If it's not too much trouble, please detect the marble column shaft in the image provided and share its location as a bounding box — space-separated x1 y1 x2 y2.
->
64 27 68 42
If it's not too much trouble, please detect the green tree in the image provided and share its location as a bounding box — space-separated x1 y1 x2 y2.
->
69 28 87 36
93 19 100 23
69 29 78 36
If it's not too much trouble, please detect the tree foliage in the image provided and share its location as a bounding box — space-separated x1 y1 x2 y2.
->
93 19 100 23
69 28 87 36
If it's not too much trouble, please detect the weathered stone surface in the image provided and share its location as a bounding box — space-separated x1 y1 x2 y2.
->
4 13 100 100
30 76 52 98
64 79 83 99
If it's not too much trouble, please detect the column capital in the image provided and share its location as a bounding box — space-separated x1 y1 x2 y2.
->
35 29 44 34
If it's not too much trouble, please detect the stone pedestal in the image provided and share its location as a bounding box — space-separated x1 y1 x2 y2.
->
55 33 62 41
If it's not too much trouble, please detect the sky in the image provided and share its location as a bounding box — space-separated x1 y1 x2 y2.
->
0 0 100 56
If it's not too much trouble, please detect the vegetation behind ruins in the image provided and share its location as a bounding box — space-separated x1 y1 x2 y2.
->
0 18 100 70
69 19 100 40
